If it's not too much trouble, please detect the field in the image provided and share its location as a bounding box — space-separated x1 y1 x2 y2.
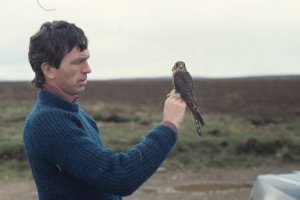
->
0 76 300 199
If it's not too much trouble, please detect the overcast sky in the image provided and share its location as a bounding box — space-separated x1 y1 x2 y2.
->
0 0 299 81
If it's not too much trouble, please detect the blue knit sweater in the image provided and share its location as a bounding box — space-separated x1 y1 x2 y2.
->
23 91 177 200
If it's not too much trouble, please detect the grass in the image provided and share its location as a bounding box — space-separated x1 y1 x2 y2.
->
1 100 300 181
0 160 31 182
93 108 300 169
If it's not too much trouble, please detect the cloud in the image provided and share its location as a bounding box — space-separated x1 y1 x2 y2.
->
0 0 299 80
0 64 33 81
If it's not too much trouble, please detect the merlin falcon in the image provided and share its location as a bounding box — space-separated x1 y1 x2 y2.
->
169 61 205 136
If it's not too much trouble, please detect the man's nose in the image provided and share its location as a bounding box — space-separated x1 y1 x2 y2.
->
82 62 91 74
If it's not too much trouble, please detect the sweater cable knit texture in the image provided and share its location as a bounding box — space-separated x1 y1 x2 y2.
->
23 91 177 200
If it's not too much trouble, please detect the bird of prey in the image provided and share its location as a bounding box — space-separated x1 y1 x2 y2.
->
168 61 205 136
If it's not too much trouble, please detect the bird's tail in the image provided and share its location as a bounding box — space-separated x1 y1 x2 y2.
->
192 111 205 136
194 120 202 136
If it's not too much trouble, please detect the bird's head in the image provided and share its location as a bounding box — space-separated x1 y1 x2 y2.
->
172 61 187 72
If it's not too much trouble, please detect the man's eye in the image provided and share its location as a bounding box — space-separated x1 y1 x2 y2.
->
74 60 84 65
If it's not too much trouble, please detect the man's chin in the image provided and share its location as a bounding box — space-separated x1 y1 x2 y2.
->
78 86 86 93
73 86 86 96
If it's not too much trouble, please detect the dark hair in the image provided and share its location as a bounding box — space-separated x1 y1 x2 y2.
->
28 20 88 88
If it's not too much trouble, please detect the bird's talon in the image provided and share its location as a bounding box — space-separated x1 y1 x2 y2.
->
167 89 176 97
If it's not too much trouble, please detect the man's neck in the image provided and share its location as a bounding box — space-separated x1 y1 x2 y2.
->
42 84 78 103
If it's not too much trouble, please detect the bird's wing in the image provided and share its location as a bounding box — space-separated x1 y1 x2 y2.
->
173 70 196 102
174 70 205 127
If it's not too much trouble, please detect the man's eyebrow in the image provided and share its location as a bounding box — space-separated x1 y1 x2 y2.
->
71 55 90 63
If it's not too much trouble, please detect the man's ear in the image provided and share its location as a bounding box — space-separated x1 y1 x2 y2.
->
41 63 56 79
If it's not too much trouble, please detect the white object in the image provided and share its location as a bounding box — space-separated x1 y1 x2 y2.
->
250 171 300 200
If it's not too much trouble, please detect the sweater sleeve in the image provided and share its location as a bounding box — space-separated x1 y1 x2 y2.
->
32 110 177 196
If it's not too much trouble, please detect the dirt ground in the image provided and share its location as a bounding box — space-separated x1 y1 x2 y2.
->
1 164 299 200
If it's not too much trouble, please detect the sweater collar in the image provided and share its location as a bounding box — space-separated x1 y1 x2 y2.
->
38 90 80 113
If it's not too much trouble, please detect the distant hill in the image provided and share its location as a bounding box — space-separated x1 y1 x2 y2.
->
1 76 299 118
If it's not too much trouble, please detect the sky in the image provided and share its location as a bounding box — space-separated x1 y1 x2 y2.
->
0 0 299 81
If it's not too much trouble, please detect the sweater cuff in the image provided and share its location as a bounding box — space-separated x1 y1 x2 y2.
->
160 121 178 135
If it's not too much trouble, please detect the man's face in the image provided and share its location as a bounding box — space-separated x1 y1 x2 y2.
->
53 47 91 98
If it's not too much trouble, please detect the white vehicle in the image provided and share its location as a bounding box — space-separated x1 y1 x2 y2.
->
250 171 300 200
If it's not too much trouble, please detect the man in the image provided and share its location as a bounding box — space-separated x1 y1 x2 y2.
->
23 20 186 200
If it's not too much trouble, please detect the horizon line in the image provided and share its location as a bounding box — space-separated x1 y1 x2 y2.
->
0 74 300 83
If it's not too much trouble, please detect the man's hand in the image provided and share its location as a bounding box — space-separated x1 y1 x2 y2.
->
163 95 186 130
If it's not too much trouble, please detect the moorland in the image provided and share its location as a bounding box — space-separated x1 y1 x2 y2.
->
0 76 299 200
